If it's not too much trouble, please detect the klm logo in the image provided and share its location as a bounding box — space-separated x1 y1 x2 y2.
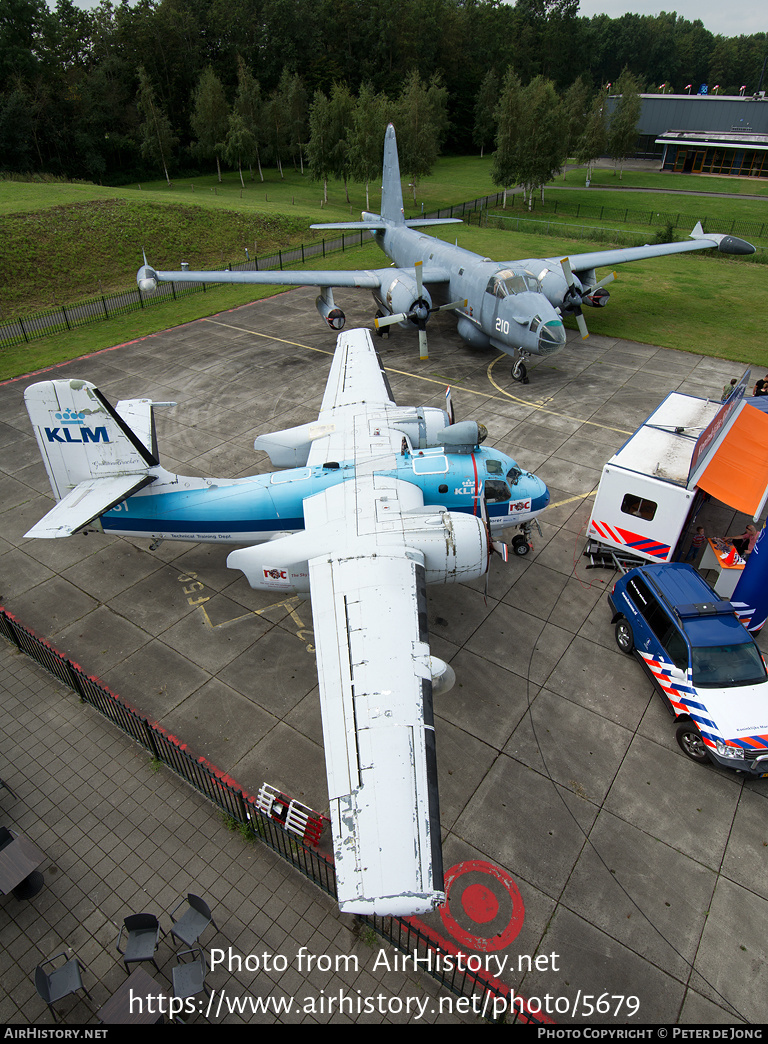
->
45 426 110 444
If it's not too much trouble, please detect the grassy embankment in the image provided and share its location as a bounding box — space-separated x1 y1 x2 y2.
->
1 156 766 381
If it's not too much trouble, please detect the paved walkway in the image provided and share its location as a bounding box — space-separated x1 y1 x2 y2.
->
2 286 767 1026
0 642 474 1024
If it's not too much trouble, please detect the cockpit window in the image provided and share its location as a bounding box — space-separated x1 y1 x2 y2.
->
485 480 511 503
486 459 503 476
486 269 539 298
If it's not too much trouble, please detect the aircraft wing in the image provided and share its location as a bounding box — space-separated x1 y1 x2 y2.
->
138 262 451 294
304 475 445 916
304 328 398 466
559 223 755 275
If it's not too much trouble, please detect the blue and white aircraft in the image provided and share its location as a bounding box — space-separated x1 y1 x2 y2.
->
137 124 755 383
24 328 549 917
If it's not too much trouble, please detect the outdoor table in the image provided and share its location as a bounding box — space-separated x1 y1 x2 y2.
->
700 538 745 597
0 833 45 897
98 967 170 1024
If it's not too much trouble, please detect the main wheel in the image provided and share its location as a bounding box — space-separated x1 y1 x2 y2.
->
675 723 709 764
614 618 634 654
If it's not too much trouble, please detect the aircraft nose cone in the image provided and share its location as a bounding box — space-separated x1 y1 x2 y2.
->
538 319 566 355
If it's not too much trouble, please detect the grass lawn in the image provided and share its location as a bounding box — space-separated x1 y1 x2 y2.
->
2 155 766 381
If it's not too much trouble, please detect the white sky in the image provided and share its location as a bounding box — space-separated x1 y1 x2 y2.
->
575 0 765 37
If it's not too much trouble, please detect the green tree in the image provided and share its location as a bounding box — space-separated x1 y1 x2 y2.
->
191 66 229 183
232 55 264 181
329 81 355 203
396 69 447 205
608 68 642 179
574 88 608 183
136 65 177 185
223 110 258 188
491 67 523 208
350 82 389 211
514 76 566 209
307 88 333 204
473 68 498 158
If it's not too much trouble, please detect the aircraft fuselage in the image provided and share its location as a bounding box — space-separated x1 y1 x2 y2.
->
370 222 568 360
98 446 549 543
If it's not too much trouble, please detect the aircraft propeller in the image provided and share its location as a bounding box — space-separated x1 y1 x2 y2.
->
475 482 509 603
374 261 467 360
559 257 589 340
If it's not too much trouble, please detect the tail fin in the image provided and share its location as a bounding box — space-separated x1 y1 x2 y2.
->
24 380 158 538
381 123 406 226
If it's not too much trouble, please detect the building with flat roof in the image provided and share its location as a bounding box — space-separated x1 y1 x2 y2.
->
613 93 768 177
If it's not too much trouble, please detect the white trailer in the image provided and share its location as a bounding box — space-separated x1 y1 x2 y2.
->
587 375 768 576
587 391 720 564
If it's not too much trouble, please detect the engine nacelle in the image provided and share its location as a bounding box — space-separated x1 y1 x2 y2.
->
429 656 456 696
384 273 432 324
226 504 489 595
254 422 316 467
316 287 345 331
386 406 451 449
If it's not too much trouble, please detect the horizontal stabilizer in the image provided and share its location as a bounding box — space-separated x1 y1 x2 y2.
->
24 474 152 539
404 218 463 228
309 221 388 231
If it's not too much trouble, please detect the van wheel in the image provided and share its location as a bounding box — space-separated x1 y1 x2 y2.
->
676 723 709 763
614 618 634 654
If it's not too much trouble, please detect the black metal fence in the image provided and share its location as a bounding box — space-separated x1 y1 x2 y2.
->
476 195 768 242
0 604 546 1025
0 194 500 352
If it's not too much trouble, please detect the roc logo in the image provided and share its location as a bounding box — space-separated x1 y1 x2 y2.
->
44 426 110 444
264 568 288 580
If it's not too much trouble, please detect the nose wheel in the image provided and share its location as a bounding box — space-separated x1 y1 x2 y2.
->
511 350 530 384
510 518 541 556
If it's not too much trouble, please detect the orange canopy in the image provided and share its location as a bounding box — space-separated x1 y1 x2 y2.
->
697 403 768 516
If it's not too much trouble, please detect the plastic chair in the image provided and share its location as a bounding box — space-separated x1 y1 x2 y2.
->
116 913 165 973
169 894 217 947
34 953 91 1021
172 947 209 1003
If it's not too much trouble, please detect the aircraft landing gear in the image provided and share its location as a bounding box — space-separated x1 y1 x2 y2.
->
510 518 542 557
374 311 389 338
511 350 530 384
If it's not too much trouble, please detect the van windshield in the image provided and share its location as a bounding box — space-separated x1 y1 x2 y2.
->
690 643 767 688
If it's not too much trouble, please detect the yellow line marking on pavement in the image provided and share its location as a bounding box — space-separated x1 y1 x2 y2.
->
204 319 633 436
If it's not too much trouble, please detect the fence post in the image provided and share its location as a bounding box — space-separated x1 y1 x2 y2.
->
19 317 29 343
61 304 71 331
101 296 109 319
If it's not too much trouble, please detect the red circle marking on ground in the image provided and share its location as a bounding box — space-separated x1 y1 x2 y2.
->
461 882 499 923
440 860 525 952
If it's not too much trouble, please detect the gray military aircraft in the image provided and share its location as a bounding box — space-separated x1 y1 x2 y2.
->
137 124 755 384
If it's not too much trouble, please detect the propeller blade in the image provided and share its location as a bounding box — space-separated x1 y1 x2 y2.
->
418 325 429 361
374 312 407 329
414 259 423 299
492 539 509 562
594 271 616 290
560 255 575 288
435 298 468 313
560 256 589 339
445 387 455 425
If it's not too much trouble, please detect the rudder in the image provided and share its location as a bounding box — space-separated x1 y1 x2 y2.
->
25 379 158 501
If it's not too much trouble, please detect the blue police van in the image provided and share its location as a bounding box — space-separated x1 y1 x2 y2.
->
609 563 768 774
